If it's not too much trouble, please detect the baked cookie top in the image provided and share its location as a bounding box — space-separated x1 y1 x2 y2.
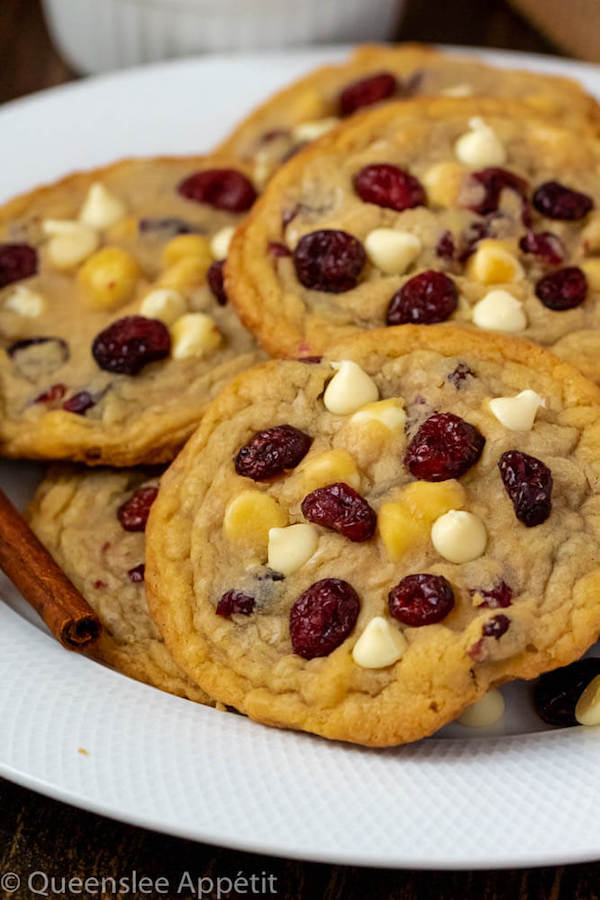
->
227 97 600 378
27 466 211 703
0 156 261 466
145 326 600 746
217 44 600 186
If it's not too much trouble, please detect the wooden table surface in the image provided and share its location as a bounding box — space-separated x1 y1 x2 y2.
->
1 0 599 896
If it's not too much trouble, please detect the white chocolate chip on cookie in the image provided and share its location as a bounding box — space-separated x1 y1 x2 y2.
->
79 182 126 229
364 229 421 275
472 289 527 333
302 449 360 491
455 117 507 168
292 117 339 142
324 361 378 415
352 617 408 669
210 226 236 260
224 490 287 548
575 674 600 726
466 240 523 284
350 398 406 432
458 689 505 727
43 220 99 269
431 510 487 563
489 389 546 431
268 523 319 576
5 284 46 317
170 313 223 359
140 288 187 324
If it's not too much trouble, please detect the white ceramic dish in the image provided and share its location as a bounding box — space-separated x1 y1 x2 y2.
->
41 0 403 74
1 46 600 869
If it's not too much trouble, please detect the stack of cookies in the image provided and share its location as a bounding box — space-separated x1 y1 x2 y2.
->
6 44 600 745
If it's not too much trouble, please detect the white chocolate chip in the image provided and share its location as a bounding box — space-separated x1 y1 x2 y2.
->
441 83 474 97
5 285 46 317
267 523 319 576
323 360 379 415
575 673 600 726
79 182 126 229
170 312 223 359
210 226 235 260
472 289 527 333
140 288 187 324
364 229 421 275
292 117 339 142
466 240 523 284
489 389 546 431
455 117 507 168
350 398 406 431
43 219 99 269
352 616 408 669
431 509 487 563
458 689 505 727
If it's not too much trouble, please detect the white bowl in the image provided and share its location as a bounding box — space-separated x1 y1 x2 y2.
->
41 0 404 74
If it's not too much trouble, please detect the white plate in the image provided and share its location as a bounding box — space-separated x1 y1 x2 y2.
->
1 46 600 870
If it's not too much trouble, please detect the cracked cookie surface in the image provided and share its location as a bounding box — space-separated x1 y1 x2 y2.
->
0 156 262 466
27 466 211 703
145 326 600 746
227 97 600 382
217 44 600 186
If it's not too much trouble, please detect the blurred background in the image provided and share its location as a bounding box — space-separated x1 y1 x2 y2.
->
1 0 598 105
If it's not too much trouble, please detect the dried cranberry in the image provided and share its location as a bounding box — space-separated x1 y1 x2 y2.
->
534 658 600 726
216 590 255 618
33 383 66 405
388 574 454 627
290 578 359 659
93 579 107 590
293 230 365 293
532 181 594 221
139 217 192 236
117 486 159 532
471 581 513 609
467 168 529 216
92 316 170 375
0 243 38 288
234 425 312 481
207 260 227 305
178 169 256 212
498 450 552 527
301 482 376 542
338 72 398 116
354 164 425 212
535 266 587 311
127 563 146 583
386 270 457 325
458 219 491 262
448 363 475 388
268 241 292 257
405 413 485 482
62 391 96 415
436 230 455 260
519 231 564 265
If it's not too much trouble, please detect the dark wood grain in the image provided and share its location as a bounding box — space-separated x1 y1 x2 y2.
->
0 0 593 896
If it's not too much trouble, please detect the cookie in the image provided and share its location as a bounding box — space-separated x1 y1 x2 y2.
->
145 325 600 746
0 156 262 466
217 44 600 186
27 466 212 703
227 96 600 379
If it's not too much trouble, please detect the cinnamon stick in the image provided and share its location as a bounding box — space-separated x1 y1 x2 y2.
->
0 487 101 649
